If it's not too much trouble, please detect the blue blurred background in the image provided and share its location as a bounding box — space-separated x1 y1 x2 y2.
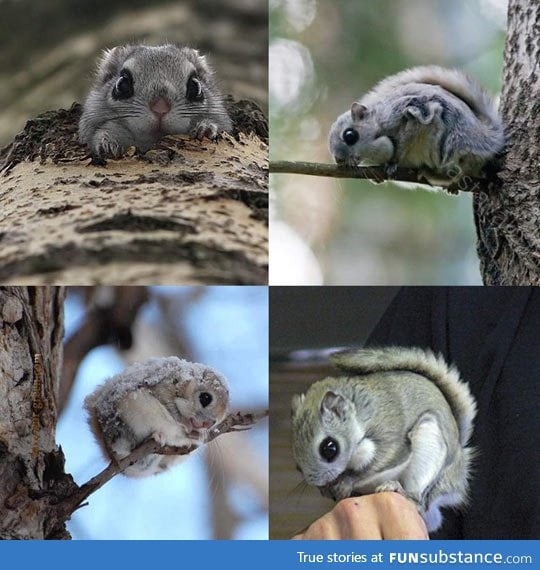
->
58 286 268 540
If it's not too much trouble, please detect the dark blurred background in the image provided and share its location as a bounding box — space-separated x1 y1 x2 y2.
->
269 0 507 285
0 0 268 147
270 286 398 352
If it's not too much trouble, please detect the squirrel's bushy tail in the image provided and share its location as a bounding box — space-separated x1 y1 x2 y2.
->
331 346 477 446
370 65 501 130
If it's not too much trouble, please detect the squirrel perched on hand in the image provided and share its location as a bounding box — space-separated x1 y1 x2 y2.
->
79 44 232 161
291 346 477 532
328 66 505 183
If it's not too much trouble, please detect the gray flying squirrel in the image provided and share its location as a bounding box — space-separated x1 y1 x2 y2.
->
79 44 233 161
291 346 477 532
328 66 505 182
84 356 229 477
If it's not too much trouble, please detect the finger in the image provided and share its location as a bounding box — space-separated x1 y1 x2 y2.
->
375 493 429 540
293 508 354 540
332 497 384 539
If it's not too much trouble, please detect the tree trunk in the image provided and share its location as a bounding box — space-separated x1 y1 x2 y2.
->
0 100 268 285
474 0 540 285
0 286 76 539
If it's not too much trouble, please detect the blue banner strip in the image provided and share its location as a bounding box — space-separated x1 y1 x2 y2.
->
0 540 538 570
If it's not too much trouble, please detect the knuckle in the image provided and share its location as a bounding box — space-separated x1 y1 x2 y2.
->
378 490 413 512
334 497 362 522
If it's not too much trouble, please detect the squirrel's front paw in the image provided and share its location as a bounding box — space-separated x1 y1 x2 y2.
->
191 120 219 141
384 162 399 179
375 480 406 495
91 130 126 162
364 165 386 184
375 481 421 508
151 431 168 447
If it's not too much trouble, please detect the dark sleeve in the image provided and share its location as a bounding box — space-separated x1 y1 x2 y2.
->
365 286 540 540
367 286 437 349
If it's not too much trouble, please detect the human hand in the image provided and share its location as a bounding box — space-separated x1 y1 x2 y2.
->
292 492 429 540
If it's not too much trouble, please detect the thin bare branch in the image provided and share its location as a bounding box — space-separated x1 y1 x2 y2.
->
270 160 488 194
53 409 269 521
207 409 269 438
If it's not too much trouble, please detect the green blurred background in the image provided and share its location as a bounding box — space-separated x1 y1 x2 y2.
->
269 0 506 285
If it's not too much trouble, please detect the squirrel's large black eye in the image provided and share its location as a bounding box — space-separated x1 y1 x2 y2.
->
112 69 134 100
342 128 359 146
319 437 339 462
199 392 213 408
186 74 203 102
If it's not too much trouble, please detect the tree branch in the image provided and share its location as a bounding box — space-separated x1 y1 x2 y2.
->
53 410 268 520
270 160 489 194
0 103 268 285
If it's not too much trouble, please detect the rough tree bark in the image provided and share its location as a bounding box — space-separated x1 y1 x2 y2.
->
0 100 268 285
474 0 540 285
0 286 77 539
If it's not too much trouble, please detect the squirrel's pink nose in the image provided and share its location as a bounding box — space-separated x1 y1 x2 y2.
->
192 418 214 430
150 97 171 117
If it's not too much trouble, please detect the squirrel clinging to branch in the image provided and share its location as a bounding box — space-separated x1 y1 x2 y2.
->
84 357 229 477
328 66 505 184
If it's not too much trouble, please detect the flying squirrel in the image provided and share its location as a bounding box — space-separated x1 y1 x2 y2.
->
291 346 477 532
84 356 229 477
328 66 504 185
79 44 232 161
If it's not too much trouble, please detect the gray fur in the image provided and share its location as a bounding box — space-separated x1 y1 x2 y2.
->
291 346 476 532
79 44 232 160
328 65 505 179
84 357 229 477
331 346 477 445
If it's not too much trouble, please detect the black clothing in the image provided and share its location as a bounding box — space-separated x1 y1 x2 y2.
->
367 287 540 539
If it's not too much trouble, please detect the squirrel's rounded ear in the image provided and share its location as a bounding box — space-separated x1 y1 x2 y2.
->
320 391 348 418
291 394 305 417
96 45 134 84
179 46 213 77
351 103 368 121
